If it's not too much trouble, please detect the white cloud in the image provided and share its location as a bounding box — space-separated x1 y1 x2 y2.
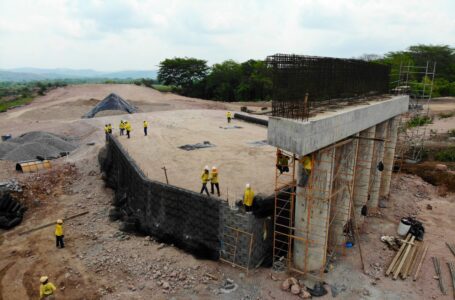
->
0 0 453 70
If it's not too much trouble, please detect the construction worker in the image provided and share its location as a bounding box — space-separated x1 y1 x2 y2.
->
39 276 56 299
200 166 210 196
119 120 124 136
210 166 220 196
243 183 254 213
55 219 64 248
299 155 313 187
143 120 148 136
277 150 290 174
125 121 132 139
104 124 109 141
107 123 113 134
226 111 232 123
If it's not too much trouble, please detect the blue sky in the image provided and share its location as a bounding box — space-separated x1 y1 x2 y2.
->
0 0 454 71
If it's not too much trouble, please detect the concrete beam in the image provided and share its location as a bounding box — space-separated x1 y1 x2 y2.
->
268 96 408 156
379 117 399 200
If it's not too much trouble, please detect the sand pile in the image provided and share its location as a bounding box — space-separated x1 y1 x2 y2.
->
0 131 77 161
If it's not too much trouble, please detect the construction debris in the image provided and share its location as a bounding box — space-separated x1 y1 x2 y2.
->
432 256 447 295
178 141 215 151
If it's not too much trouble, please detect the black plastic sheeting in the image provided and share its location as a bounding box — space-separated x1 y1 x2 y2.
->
83 93 138 118
100 136 221 259
0 192 26 229
234 113 269 127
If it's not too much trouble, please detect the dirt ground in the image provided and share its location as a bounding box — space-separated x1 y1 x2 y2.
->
0 86 455 299
116 109 275 199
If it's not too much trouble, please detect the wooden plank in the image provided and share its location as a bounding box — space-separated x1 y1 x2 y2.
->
402 241 418 279
407 242 422 277
386 234 411 276
393 235 415 280
413 244 429 281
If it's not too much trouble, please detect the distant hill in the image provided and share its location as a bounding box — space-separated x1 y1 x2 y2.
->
0 68 157 82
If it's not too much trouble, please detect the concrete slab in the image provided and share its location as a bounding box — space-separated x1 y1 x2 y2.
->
268 95 409 155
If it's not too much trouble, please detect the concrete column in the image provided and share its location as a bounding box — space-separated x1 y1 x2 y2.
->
329 139 357 249
352 126 375 221
379 117 399 200
367 121 388 210
294 147 334 272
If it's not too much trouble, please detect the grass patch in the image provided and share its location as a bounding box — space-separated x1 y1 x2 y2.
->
151 84 173 93
448 129 455 137
406 115 432 128
435 147 455 162
439 111 455 119
0 96 34 112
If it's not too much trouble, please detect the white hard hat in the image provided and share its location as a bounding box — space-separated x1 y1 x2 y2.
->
57 219 63 224
204 165 209 170
246 183 250 188
40 276 48 283
212 166 217 170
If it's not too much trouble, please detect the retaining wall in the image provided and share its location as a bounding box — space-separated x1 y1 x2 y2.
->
100 135 273 267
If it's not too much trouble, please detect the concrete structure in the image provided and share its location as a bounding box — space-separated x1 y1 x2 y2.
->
367 121 388 210
100 133 274 269
352 126 375 220
268 95 408 272
379 117 400 200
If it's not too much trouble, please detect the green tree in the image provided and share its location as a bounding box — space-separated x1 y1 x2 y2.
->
157 57 209 93
407 44 455 81
205 60 242 101
236 60 272 101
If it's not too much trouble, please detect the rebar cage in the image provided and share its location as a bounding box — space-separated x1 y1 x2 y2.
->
266 54 391 120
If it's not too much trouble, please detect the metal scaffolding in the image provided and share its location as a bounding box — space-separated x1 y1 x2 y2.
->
393 61 437 162
272 135 383 276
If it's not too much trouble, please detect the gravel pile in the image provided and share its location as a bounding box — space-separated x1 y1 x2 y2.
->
0 131 77 161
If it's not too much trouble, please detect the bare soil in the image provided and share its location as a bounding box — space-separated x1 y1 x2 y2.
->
0 85 454 299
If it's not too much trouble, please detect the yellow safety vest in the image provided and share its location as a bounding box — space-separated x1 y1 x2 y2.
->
243 189 254 207
201 172 209 184
210 172 218 184
55 224 63 236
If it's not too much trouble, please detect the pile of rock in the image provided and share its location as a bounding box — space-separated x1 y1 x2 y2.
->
281 277 311 299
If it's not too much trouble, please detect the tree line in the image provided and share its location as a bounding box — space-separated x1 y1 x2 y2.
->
157 44 455 101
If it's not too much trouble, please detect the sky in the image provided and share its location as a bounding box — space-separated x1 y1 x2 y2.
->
0 0 454 71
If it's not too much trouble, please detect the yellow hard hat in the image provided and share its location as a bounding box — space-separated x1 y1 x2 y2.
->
40 276 48 283
57 219 63 224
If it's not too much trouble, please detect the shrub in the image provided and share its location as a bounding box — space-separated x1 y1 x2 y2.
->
406 115 432 128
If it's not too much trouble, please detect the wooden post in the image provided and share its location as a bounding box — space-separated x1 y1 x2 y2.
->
162 166 169 184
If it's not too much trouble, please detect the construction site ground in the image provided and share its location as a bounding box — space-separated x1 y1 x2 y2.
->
0 85 454 299
116 109 276 200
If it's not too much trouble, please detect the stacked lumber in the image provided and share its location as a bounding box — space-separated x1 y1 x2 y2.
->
386 234 427 280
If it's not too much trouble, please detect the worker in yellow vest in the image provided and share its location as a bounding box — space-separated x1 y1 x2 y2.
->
143 120 148 136
125 121 132 139
39 276 56 299
243 183 254 213
200 166 210 196
119 120 125 136
226 111 232 123
277 149 290 174
299 155 313 187
55 219 64 248
210 166 220 196
104 124 109 141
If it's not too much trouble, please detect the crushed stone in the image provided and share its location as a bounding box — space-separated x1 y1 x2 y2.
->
0 131 77 162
